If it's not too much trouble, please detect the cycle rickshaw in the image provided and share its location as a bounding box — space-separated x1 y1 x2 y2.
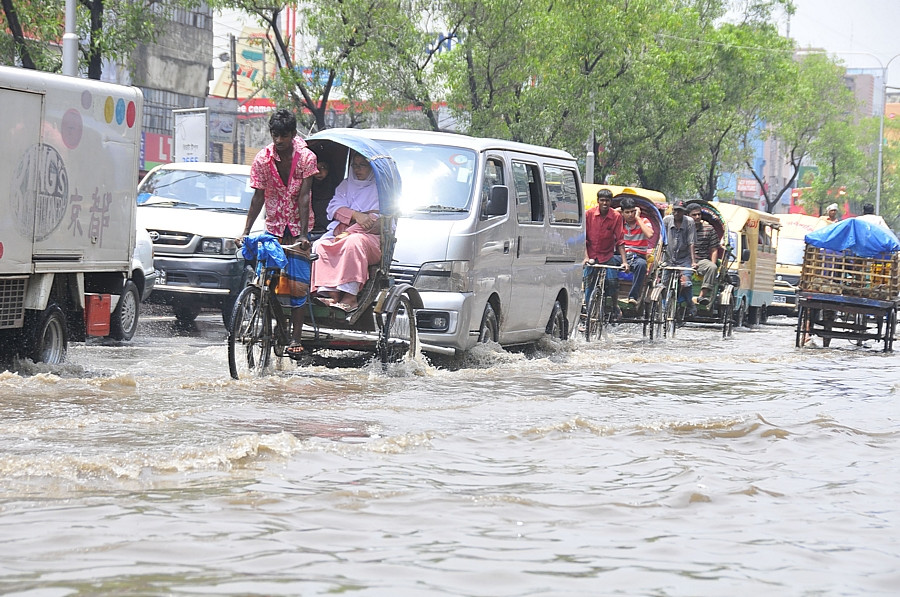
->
228 132 422 379
580 186 667 341
658 200 739 339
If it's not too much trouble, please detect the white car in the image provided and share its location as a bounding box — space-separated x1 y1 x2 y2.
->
109 226 157 341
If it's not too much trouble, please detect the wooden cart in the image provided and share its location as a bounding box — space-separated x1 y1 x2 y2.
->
795 245 899 351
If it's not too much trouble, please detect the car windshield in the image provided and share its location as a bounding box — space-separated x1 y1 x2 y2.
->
377 141 476 214
777 237 806 266
137 170 253 211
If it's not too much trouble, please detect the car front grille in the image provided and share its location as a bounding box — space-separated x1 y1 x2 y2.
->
390 264 419 285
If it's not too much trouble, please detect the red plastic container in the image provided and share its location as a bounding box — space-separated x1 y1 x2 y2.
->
84 293 111 336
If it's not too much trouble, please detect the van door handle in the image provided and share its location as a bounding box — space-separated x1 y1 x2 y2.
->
516 236 522 258
503 240 510 254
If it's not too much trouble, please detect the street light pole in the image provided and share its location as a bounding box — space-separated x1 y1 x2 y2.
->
875 53 900 215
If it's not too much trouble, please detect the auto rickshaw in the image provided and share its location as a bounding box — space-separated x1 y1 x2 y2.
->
580 185 667 341
716 203 780 325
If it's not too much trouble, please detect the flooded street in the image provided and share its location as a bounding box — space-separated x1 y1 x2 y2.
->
1 310 898 596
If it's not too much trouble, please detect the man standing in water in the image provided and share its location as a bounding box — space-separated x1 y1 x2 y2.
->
239 109 319 357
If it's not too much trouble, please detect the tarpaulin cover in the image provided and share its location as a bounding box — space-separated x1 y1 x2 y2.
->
804 217 900 258
241 232 287 268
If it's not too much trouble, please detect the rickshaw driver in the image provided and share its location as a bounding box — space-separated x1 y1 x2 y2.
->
612 197 653 305
686 203 719 306
238 109 319 357
585 189 630 317
662 200 697 313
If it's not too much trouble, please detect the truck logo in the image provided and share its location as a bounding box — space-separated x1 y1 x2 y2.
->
12 144 69 242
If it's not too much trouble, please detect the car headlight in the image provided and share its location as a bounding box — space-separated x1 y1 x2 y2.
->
199 238 238 254
414 261 470 292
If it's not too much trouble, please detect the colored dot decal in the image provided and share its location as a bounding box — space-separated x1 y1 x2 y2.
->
81 90 92 110
104 96 114 123
61 108 83 149
115 98 125 125
126 101 136 128
0 242 4 260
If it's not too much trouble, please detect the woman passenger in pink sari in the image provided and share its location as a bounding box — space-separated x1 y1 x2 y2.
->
311 153 381 311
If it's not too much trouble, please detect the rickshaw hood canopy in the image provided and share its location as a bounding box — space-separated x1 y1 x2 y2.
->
306 131 402 217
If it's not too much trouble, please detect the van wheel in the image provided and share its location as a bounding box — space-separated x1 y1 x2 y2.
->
109 280 140 341
545 300 567 340
173 298 201 322
26 304 68 364
478 303 499 343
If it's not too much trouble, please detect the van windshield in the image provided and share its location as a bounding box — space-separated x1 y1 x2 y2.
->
378 141 476 214
777 237 806 266
137 170 253 211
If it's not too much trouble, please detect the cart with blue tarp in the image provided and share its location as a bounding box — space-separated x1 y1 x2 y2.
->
796 218 900 351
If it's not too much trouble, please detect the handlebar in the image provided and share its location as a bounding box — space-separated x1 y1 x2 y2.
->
584 261 626 270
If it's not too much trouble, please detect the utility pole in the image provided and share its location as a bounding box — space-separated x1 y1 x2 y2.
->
230 34 238 165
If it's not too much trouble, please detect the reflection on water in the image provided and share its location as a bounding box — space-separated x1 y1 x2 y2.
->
0 316 898 595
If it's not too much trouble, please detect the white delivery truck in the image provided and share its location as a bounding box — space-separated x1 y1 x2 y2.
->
0 66 143 364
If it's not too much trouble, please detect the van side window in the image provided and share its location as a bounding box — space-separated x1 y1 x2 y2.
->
480 158 505 217
512 161 544 223
544 166 581 224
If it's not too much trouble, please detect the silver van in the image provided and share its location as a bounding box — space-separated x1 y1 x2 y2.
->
331 129 585 356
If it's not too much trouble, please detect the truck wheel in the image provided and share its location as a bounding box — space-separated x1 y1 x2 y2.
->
109 280 140 341
26 304 68 364
172 298 201 323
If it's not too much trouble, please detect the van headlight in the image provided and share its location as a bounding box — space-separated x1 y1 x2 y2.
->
200 238 238 255
414 261 470 292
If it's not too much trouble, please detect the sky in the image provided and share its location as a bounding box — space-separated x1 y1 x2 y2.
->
785 0 900 85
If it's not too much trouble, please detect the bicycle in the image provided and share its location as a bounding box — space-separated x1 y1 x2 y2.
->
660 265 694 338
582 261 625 342
227 242 311 379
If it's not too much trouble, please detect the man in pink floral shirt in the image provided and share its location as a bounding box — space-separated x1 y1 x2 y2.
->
240 109 318 355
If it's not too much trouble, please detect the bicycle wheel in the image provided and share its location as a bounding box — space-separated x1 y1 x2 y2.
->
228 285 272 379
585 292 605 342
664 284 678 338
648 297 663 341
378 293 418 364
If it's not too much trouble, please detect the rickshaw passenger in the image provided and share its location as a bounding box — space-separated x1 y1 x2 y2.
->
610 197 653 305
311 153 381 311
309 157 337 241
686 203 719 306
241 109 319 356
662 200 697 312
585 189 630 315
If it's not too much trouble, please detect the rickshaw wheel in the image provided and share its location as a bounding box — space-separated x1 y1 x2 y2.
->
378 293 418 364
734 300 747 328
228 285 271 379
723 301 734 338
585 294 604 342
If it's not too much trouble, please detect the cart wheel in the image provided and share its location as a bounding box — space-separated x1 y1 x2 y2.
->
795 305 808 348
585 294 605 342
649 298 663 341
378 293 418 364
228 285 271 379
888 308 897 352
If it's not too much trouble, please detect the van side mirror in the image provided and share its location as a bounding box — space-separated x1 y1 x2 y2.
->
483 185 509 218
741 248 751 263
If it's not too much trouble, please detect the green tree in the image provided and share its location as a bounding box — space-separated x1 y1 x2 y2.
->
1 0 201 79
743 52 858 213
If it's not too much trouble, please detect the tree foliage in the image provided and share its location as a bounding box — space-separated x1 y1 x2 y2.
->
1 0 201 79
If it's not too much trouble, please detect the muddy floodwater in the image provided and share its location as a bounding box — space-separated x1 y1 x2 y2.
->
0 310 898 596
